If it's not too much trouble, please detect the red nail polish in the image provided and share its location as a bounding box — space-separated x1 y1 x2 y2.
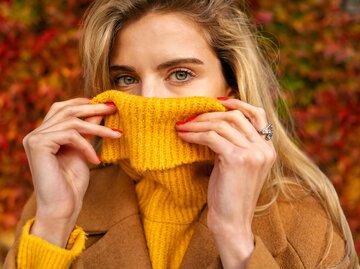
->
185 116 197 122
217 97 228 100
87 97 93 100
111 128 123 134
176 116 197 125
105 102 116 107
178 130 189 133
96 153 101 162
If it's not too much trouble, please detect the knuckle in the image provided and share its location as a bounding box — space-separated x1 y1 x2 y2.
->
216 121 228 132
22 134 30 146
230 150 244 163
267 149 277 163
256 107 266 117
204 130 217 142
69 117 82 127
250 151 266 165
229 109 244 119
68 129 79 140
26 133 43 148
229 109 242 117
62 105 75 116
50 101 61 111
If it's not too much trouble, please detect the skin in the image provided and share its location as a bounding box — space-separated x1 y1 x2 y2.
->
109 13 228 98
23 12 276 269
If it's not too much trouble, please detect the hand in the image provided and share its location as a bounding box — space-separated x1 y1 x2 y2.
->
22 98 122 246
175 97 276 267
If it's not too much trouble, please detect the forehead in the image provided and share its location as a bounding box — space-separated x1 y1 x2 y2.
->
111 12 216 63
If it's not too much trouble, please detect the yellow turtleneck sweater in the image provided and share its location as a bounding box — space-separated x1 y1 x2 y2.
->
16 90 227 269
92 90 227 269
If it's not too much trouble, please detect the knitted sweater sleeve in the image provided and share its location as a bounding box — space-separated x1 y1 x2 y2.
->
16 217 87 269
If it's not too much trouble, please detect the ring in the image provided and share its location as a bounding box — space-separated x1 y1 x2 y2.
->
257 123 273 141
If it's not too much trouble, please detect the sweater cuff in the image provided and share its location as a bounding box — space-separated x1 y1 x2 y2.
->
17 217 87 269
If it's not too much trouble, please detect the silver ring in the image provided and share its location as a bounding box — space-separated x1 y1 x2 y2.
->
257 123 273 141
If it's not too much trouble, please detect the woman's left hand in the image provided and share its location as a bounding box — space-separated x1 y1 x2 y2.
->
175 97 277 268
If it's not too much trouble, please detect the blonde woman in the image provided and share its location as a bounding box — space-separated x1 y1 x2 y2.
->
4 0 359 268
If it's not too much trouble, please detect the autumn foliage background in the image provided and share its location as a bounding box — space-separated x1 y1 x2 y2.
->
0 0 359 265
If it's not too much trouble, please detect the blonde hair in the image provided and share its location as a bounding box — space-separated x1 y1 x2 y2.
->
79 0 358 268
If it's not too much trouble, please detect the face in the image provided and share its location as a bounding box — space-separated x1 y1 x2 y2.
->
109 12 228 98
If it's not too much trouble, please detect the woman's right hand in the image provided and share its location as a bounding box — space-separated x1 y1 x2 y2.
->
22 98 122 248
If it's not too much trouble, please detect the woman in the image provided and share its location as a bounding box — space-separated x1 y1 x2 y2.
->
4 0 359 268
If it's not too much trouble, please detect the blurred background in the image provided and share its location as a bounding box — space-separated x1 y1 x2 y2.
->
0 0 359 266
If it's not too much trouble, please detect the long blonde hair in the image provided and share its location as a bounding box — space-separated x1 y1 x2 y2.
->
79 0 358 268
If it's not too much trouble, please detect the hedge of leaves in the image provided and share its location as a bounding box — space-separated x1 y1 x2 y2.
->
0 0 359 260
251 0 360 254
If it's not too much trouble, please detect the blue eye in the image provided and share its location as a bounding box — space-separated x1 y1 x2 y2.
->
169 69 195 82
115 75 138 87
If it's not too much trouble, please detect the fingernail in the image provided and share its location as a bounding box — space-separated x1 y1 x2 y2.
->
216 97 228 100
111 128 123 134
105 102 116 107
178 130 189 133
87 97 93 101
96 153 101 162
176 116 197 125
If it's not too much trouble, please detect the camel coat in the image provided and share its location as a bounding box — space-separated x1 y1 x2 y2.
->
4 165 349 268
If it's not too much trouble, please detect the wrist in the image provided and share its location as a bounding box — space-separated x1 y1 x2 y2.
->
210 224 255 269
30 216 77 248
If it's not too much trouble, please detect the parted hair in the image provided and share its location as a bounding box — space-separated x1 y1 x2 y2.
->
79 1 358 268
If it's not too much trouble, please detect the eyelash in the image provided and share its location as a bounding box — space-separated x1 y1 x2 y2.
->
168 68 196 82
113 68 196 87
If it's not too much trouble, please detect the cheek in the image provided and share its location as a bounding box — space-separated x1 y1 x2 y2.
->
204 75 227 98
191 77 226 98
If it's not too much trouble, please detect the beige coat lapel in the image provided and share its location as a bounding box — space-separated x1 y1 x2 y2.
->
180 206 222 269
75 165 222 269
179 191 287 269
72 165 152 268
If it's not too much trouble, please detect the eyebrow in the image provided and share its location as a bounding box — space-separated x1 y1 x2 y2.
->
157 58 204 70
109 57 204 72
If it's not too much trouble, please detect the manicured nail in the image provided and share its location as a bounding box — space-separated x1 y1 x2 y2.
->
96 153 101 162
178 130 189 133
217 97 228 100
111 128 123 134
87 97 93 101
105 102 116 107
176 116 197 125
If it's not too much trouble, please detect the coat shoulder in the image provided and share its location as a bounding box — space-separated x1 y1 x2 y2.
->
274 184 349 268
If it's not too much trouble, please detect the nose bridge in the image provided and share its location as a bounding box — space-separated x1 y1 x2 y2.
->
141 75 166 98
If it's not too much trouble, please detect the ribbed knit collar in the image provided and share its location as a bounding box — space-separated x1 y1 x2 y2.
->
91 90 227 175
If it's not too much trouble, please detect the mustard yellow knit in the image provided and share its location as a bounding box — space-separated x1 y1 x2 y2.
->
17 217 87 269
91 90 227 269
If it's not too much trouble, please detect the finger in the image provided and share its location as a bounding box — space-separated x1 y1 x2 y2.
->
176 120 249 147
177 130 236 157
41 103 116 129
177 110 262 143
40 118 123 140
85 115 103 125
31 130 101 164
216 98 269 131
178 130 276 169
84 115 104 143
44 98 91 122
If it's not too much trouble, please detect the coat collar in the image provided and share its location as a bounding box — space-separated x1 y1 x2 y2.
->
77 164 139 233
76 165 287 268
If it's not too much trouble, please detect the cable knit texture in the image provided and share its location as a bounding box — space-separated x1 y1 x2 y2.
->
91 90 227 269
17 217 87 269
